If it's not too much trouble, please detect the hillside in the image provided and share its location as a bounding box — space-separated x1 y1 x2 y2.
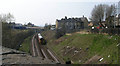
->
42 30 120 64
2 22 34 49
19 35 33 53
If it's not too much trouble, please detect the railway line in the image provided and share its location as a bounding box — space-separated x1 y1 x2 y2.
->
31 34 60 64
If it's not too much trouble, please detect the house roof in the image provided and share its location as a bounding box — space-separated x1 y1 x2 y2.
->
56 17 85 23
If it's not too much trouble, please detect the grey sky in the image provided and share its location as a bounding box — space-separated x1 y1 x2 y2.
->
0 0 119 26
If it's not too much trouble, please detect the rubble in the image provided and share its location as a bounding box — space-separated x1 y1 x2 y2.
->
1 46 56 64
108 55 110 58
116 43 120 47
99 58 103 62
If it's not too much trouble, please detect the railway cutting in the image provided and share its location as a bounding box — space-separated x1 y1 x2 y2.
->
31 33 61 64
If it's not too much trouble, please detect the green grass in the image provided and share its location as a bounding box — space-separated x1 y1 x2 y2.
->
48 33 120 64
19 35 33 53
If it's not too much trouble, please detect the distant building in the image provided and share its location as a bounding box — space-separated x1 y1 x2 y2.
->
50 25 56 30
27 22 34 27
118 1 120 15
105 15 120 28
115 14 120 26
15 23 22 27
9 22 26 29
56 16 88 32
117 2 120 27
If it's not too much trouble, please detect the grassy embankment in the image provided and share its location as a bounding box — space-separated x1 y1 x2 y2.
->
2 22 34 49
42 30 120 64
19 35 33 53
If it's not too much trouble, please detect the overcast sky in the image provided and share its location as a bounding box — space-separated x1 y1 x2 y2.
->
0 0 119 26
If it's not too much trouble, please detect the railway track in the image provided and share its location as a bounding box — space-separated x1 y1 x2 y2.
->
31 34 60 64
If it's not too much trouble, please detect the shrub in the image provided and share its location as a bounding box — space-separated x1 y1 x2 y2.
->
55 29 66 39
2 22 34 49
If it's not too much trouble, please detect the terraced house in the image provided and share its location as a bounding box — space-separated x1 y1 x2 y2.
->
56 16 88 32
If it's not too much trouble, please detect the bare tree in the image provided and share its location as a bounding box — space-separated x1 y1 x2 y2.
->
105 4 116 28
7 13 14 22
90 4 116 26
105 4 116 18
90 4 104 24
0 13 14 23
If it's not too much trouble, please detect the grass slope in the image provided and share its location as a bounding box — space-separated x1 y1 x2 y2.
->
48 33 120 64
19 36 33 53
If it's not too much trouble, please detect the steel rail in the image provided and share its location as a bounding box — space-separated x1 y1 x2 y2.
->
47 49 59 63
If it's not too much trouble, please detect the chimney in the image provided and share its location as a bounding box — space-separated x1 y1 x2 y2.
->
65 16 67 19
83 15 84 17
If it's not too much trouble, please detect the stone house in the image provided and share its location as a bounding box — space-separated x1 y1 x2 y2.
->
56 16 88 32
105 14 120 28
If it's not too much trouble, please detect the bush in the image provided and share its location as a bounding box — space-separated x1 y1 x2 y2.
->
101 28 120 35
55 29 66 39
2 22 34 49
91 28 99 33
